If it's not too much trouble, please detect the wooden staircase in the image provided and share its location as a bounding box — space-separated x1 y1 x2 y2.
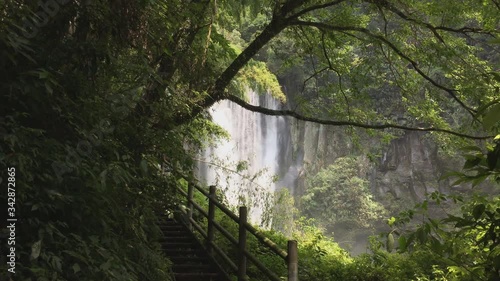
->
158 182 298 281
159 217 229 281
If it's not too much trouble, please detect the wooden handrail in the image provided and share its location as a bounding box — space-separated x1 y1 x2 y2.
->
192 184 240 222
244 248 281 281
175 182 298 281
244 221 288 260
212 220 238 246
190 183 288 259
238 206 248 281
288 240 298 281
188 216 207 239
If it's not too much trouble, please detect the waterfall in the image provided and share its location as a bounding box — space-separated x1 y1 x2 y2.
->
196 89 299 224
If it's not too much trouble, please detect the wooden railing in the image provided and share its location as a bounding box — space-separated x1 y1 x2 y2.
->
174 183 298 281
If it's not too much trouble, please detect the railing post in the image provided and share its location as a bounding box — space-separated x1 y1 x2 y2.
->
207 185 216 256
187 183 194 231
238 206 248 281
288 240 298 281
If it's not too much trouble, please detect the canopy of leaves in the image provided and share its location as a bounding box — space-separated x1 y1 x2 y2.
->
302 157 385 230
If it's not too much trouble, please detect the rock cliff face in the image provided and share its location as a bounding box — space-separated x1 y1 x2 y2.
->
286 121 460 204
373 132 449 200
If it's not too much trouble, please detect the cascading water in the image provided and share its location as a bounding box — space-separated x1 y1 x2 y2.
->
196 89 300 224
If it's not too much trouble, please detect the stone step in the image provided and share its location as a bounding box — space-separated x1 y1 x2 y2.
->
168 255 207 264
162 230 190 237
174 272 220 281
156 216 228 281
173 263 214 273
163 247 203 257
161 242 196 249
159 224 185 231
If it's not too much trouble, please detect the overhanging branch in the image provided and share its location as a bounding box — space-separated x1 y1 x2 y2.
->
381 1 497 37
225 94 493 140
287 0 347 19
290 20 478 117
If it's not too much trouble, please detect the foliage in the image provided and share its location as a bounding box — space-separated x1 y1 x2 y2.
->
233 60 286 102
189 191 458 281
386 140 500 281
263 188 299 236
0 1 222 280
301 157 385 231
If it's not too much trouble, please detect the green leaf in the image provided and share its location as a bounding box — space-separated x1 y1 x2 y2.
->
398 236 407 251
386 233 394 252
422 200 428 211
483 104 500 130
72 263 81 273
62 250 86 261
476 100 499 117
463 157 482 169
472 174 489 187
489 38 500 44
490 72 500 83
472 204 486 220
101 259 113 271
140 159 148 174
429 236 442 253
493 255 500 271
487 146 500 170
455 218 473 228
439 171 464 181
53 256 62 271
387 216 396 227
428 218 439 229
30 240 42 260
416 228 427 243
460 146 483 152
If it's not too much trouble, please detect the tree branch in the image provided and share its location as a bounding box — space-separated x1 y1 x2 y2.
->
381 1 497 37
301 66 329 94
289 20 478 116
287 0 347 19
172 9 293 125
319 32 351 119
225 94 493 140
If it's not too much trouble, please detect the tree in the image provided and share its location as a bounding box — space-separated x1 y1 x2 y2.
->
301 157 384 231
142 0 499 141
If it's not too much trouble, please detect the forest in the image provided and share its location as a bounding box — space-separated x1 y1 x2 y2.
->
0 0 499 280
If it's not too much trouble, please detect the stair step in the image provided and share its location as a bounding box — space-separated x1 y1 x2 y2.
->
162 239 195 245
161 242 195 249
158 219 180 224
174 272 220 281
159 219 182 224
173 263 214 273
163 248 203 256
159 222 182 225
168 255 207 263
162 234 192 240
162 234 190 239
162 230 190 236
156 218 228 281
161 225 186 229
159 225 185 230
